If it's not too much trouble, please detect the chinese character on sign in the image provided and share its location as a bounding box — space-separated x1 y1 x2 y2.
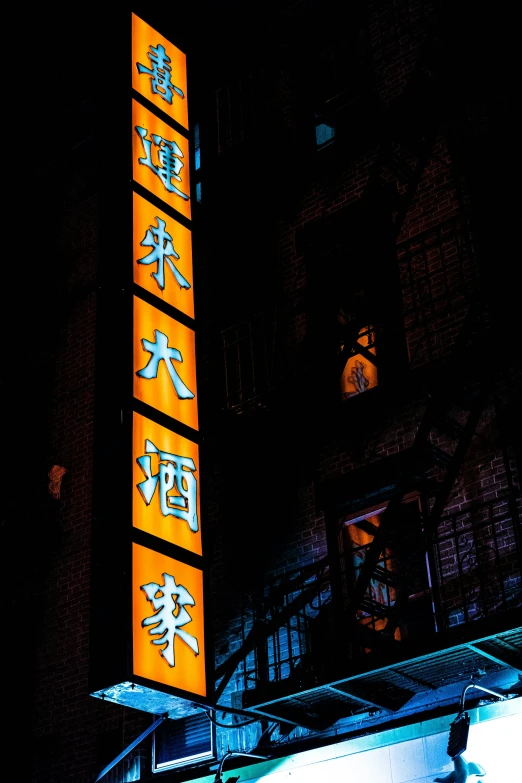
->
136 43 184 104
141 572 199 667
137 329 195 399
135 126 189 201
136 439 198 532
138 217 191 292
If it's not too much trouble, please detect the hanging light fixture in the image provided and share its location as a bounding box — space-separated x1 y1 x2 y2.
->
446 679 506 758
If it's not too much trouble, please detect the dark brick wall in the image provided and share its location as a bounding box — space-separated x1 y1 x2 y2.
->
205 0 521 722
15 1 519 780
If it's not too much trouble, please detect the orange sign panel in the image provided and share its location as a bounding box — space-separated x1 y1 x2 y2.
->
133 296 198 429
133 191 194 318
132 13 189 131
132 543 206 696
133 411 201 555
132 99 191 221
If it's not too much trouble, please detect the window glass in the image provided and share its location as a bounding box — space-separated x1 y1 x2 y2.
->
341 497 435 650
340 324 378 400
153 712 214 772
315 121 336 149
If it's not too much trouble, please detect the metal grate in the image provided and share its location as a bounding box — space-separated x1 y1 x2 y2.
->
253 687 364 730
396 646 505 690
471 628 522 670
335 670 421 712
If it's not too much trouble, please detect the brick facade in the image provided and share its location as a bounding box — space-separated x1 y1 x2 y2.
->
16 2 520 781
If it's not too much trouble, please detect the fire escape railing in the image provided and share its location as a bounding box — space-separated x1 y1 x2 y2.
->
233 494 521 696
215 559 332 701
434 494 522 630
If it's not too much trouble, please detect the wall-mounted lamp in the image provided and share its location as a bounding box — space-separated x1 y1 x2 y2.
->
447 679 506 758
213 750 270 783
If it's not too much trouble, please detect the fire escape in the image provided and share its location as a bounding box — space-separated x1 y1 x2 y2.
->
211 5 522 732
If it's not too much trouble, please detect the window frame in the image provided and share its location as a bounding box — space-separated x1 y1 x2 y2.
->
151 711 216 774
337 492 439 648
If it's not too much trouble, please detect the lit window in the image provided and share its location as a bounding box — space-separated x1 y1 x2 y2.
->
152 712 214 773
344 507 401 643
340 324 378 400
194 122 201 171
315 120 336 149
340 497 435 651
194 121 202 203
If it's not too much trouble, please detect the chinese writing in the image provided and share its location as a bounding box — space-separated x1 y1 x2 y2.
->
136 43 184 104
136 439 198 532
138 217 191 292
137 329 195 399
141 572 199 667
136 126 189 201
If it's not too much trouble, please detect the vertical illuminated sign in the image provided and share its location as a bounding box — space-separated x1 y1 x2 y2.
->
90 10 207 718
130 14 205 702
